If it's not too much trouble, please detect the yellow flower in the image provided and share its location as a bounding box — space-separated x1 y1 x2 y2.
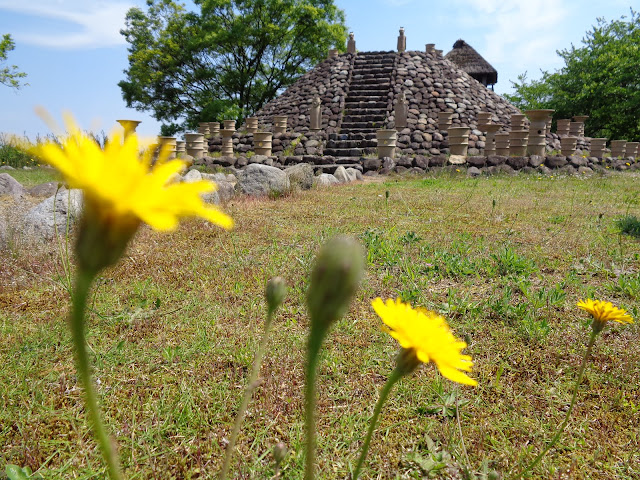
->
577 299 633 332
372 298 477 386
33 112 233 273
34 113 233 232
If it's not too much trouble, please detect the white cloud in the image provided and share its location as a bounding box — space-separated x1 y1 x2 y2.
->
455 0 571 71
0 1 136 49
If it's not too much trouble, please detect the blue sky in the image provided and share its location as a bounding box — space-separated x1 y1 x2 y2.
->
0 0 635 139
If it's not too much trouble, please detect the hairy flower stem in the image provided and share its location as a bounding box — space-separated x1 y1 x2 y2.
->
71 268 123 480
353 368 403 480
304 333 323 480
220 310 276 480
513 330 598 479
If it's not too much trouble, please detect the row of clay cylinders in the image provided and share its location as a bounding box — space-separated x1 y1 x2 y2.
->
274 115 288 134
221 120 236 156
476 112 500 156
507 114 528 156
184 133 206 159
525 109 554 156
156 136 181 159
610 140 640 158
448 127 470 155
198 122 221 138
254 132 273 156
377 129 397 159
557 116 589 137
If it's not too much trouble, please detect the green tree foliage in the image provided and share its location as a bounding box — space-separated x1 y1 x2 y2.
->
119 0 347 134
0 34 28 89
505 10 640 141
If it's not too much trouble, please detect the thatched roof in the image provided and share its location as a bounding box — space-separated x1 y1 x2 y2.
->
445 39 497 86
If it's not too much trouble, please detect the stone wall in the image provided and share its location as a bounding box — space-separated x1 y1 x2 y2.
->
252 54 354 134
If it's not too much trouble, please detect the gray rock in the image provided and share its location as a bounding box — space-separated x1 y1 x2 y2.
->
28 182 61 197
345 167 363 181
448 155 467 165
507 156 528 169
183 169 203 183
363 158 382 171
528 155 544 167
201 173 236 202
237 164 290 196
578 166 594 175
333 166 351 183
467 166 482 177
0 165 15 170
0 173 27 198
284 163 314 190
486 155 507 166
22 189 83 239
429 155 447 167
466 156 486 167
546 156 568 169
313 173 339 187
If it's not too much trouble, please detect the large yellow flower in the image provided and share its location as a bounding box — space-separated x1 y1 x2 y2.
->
372 298 477 386
34 113 233 232
577 299 633 332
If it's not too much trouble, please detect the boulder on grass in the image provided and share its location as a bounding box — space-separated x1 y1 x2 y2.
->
237 164 290 196
0 173 27 199
22 189 83 239
284 163 314 190
313 173 339 187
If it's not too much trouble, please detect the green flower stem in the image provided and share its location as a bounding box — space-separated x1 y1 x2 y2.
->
220 309 276 480
304 330 324 480
353 367 404 480
513 330 598 479
71 268 123 480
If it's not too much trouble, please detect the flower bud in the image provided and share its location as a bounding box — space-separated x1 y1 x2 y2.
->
306 236 365 334
395 347 422 376
273 442 287 464
266 277 287 314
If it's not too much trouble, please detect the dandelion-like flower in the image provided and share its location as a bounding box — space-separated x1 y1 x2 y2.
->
372 298 477 386
33 112 233 272
577 299 633 333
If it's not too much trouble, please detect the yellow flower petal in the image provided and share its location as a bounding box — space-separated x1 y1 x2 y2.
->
372 297 478 386
33 112 234 234
577 299 633 325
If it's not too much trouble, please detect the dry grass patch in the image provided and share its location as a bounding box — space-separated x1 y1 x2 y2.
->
1 171 639 479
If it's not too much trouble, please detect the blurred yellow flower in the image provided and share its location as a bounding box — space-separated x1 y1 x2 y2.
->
577 299 633 332
372 298 477 386
34 113 233 232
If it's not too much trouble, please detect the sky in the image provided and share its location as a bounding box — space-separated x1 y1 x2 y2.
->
0 0 636 139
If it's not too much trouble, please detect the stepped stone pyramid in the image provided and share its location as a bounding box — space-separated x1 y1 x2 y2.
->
254 47 521 157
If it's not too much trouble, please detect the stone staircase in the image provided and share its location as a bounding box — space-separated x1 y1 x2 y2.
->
324 51 396 158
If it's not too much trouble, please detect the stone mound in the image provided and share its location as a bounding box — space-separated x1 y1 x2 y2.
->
253 50 520 140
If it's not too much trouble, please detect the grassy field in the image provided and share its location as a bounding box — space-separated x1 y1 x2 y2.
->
1 169 639 479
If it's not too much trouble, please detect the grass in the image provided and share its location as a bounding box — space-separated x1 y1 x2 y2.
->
1 169 640 479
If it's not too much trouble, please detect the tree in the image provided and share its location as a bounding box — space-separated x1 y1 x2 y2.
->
505 9 640 141
0 34 28 89
119 0 347 134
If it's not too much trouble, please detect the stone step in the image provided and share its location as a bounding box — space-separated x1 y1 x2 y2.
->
341 121 386 129
344 101 387 109
340 128 381 135
348 84 390 92
344 108 388 116
326 139 378 149
351 70 393 77
342 116 387 124
323 148 364 157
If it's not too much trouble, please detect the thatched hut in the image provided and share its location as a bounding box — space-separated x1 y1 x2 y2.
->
445 39 498 89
